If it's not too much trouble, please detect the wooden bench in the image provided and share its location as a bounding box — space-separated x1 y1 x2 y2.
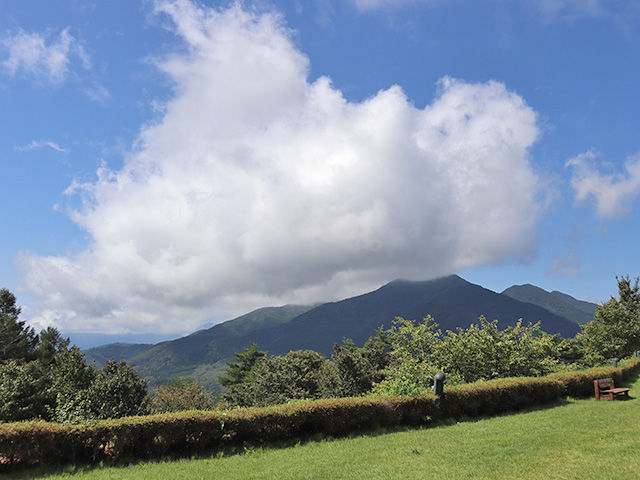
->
594 378 630 401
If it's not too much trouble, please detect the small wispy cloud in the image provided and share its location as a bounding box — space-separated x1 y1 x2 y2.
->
533 0 603 18
1 27 109 103
1 28 85 84
352 0 423 11
352 0 635 23
567 150 640 217
83 81 111 104
550 252 581 277
15 140 70 154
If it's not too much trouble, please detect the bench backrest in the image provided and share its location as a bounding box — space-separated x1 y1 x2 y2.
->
596 378 614 390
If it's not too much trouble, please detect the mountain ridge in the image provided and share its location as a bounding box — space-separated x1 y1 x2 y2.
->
501 283 597 325
85 275 590 393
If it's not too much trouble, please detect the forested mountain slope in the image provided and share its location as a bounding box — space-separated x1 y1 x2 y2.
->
502 284 596 325
86 275 582 392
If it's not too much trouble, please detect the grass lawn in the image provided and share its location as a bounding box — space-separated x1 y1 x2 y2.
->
9 373 640 480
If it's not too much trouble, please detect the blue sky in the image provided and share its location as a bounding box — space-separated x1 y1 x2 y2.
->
2 0 640 343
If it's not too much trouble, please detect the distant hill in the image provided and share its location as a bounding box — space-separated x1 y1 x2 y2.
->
501 284 597 325
87 275 582 393
85 343 155 369
86 304 315 392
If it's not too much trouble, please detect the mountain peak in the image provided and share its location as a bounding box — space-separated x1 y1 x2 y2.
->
502 284 596 325
87 276 584 393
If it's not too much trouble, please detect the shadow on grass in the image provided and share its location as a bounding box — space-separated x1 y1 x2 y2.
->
623 365 640 384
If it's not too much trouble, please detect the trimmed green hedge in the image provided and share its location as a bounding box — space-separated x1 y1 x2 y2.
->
548 361 637 398
1 359 638 470
445 376 566 418
0 395 438 469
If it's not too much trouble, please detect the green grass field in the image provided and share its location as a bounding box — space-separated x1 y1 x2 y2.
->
10 373 640 480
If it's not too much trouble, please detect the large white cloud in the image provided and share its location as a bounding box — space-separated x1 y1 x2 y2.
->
18 0 543 335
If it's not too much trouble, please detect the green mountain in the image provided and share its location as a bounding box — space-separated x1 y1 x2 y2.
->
84 304 315 393
85 276 583 393
501 284 597 325
85 343 155 369
250 275 580 360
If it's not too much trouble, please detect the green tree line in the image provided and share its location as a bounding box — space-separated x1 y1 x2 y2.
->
0 288 149 423
2 275 640 419
218 275 640 407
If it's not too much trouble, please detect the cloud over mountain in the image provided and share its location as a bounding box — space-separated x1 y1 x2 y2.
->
18 0 544 335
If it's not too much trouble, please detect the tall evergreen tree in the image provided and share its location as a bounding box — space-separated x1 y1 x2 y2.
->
218 342 266 388
0 288 38 363
36 326 70 366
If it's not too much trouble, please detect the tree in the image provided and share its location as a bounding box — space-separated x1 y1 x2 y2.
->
319 337 388 398
0 288 152 423
435 317 562 384
374 315 564 395
578 275 640 365
0 361 54 422
52 348 150 423
0 288 38 363
51 346 99 423
87 360 149 420
218 342 266 388
151 377 213 413
218 342 267 406
220 349 327 407
36 326 70 367
241 350 327 407
373 316 443 396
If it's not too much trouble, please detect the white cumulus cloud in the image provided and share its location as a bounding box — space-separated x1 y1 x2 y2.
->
567 150 640 217
18 0 543 335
